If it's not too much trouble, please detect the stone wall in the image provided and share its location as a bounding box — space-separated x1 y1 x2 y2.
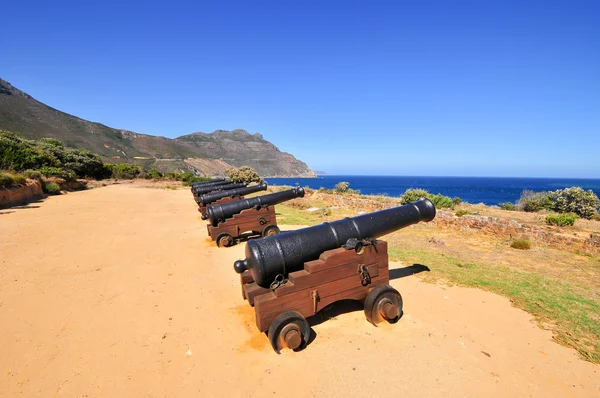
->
0 181 44 209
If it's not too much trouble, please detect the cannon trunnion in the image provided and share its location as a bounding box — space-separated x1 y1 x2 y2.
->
233 199 436 353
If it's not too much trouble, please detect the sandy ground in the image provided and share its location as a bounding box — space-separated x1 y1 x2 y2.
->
0 184 598 398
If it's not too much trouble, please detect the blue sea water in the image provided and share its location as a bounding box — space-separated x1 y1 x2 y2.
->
265 176 600 206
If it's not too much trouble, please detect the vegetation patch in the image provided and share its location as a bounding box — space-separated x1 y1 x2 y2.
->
518 187 600 219
510 239 532 250
499 202 516 210
400 188 456 209
455 209 472 217
42 181 61 195
0 172 27 188
545 213 578 227
226 166 262 183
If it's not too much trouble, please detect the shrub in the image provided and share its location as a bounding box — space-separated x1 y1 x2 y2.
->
334 181 350 193
23 170 42 180
592 213 600 222
303 186 315 194
0 131 59 170
42 181 61 195
545 213 578 227
39 166 76 180
550 187 600 220
510 239 531 250
400 188 454 209
318 187 333 194
333 181 360 194
145 168 163 179
0 172 14 187
499 202 517 211
455 209 472 217
110 163 140 179
517 190 553 212
226 166 262 183
452 197 462 206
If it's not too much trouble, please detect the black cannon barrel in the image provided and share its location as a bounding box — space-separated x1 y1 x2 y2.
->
194 182 246 195
198 182 268 207
191 179 232 193
190 178 226 187
233 198 436 288
206 187 305 227
191 180 234 191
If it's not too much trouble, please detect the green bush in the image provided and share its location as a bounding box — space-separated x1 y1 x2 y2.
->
0 131 59 170
145 168 163 179
226 166 262 183
510 239 531 250
400 188 454 209
545 213 578 227
550 187 600 220
0 172 14 188
110 163 140 179
23 170 42 180
42 181 61 195
452 197 463 206
499 202 517 211
39 166 76 180
0 131 109 179
333 181 360 194
518 190 554 212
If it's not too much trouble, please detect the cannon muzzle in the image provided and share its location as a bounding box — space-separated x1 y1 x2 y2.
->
206 187 305 227
193 182 247 195
198 182 268 206
233 198 436 287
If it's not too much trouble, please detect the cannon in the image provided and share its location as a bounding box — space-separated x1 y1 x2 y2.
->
233 198 436 352
197 182 268 216
192 181 247 197
206 187 305 247
190 178 226 188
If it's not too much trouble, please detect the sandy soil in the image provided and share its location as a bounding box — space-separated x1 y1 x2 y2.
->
0 184 598 397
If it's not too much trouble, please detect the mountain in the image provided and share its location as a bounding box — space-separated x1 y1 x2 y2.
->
0 78 315 177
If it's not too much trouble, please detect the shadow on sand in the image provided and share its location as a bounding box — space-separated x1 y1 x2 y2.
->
0 198 46 213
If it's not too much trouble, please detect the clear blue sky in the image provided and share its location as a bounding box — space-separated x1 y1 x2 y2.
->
2 0 599 177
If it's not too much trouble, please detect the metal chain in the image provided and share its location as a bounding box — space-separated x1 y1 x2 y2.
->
270 274 286 291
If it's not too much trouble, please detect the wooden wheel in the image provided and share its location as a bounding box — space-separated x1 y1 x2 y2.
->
262 225 280 238
267 311 310 353
364 285 403 326
216 233 233 248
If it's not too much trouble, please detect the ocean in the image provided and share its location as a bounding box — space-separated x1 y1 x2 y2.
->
264 176 600 206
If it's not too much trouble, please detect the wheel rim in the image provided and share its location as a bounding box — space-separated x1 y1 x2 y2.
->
218 235 232 247
268 311 310 353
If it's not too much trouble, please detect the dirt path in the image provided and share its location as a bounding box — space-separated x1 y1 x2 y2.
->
0 184 598 397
